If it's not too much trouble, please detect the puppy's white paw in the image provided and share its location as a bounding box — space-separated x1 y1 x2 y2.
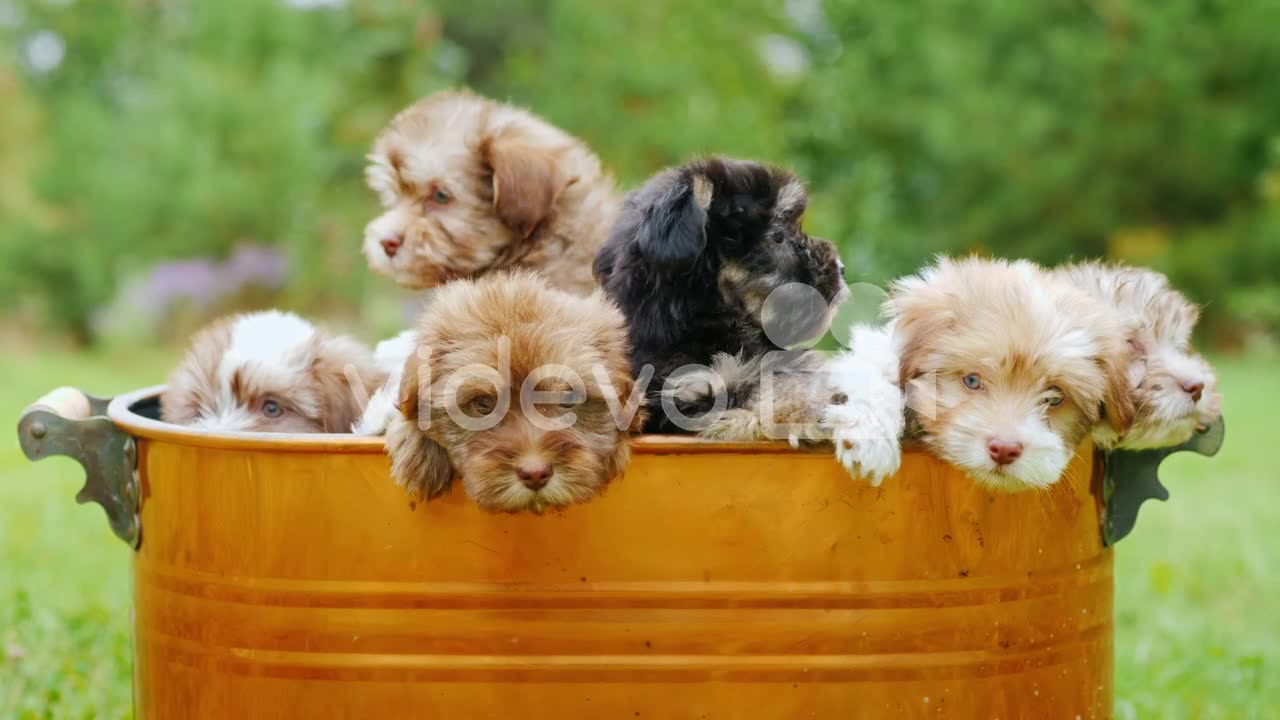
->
826 402 902 486
352 382 400 436
823 324 905 485
353 331 415 436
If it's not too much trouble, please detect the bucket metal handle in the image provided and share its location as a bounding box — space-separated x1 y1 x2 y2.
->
1101 416 1225 546
16 387 140 549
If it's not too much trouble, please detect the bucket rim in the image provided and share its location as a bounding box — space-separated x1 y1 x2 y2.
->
107 386 827 455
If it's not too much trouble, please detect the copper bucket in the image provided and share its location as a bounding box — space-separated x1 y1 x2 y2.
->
18 384 1221 718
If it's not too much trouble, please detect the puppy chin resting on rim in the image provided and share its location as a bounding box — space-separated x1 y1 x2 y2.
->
385 271 644 513
1054 261 1223 451
870 257 1134 493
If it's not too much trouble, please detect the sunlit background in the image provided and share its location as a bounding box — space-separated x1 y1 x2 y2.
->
1 1 1277 717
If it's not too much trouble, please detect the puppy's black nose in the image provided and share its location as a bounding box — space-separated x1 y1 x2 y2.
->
1180 379 1204 402
516 461 553 490
987 439 1023 466
380 236 403 258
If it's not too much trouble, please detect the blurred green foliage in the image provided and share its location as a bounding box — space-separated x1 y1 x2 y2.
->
1 0 1279 345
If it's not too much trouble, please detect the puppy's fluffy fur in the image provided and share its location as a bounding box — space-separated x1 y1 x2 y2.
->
352 330 418 437
161 311 384 433
363 90 620 295
822 323 908 485
385 272 642 512
1056 261 1222 449
595 156 847 434
665 350 834 445
839 257 1134 492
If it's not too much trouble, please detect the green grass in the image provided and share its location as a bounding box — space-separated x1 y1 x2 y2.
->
1114 355 1280 720
1 348 1276 718
0 348 176 720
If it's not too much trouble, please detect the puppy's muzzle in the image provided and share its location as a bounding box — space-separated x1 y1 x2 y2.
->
1180 379 1204 402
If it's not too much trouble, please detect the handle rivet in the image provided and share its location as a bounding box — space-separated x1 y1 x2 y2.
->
30 421 47 439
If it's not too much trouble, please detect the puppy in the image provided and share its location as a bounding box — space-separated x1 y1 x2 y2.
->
161 311 384 433
363 89 620 295
850 257 1134 492
1055 261 1222 449
595 156 848 434
385 271 643 512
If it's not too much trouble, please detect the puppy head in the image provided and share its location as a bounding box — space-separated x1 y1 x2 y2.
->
161 311 382 433
397 272 639 512
893 257 1132 492
363 90 574 288
1121 334 1220 449
1055 262 1222 449
1086 266 1220 449
607 156 848 345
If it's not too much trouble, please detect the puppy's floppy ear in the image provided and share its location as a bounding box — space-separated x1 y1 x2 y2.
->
1096 343 1135 436
602 439 633 483
887 285 954 385
396 359 420 421
634 172 710 265
481 131 571 240
601 368 641 480
385 412 455 501
309 334 385 433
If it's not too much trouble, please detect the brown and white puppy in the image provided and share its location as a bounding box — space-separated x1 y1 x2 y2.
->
363 90 621 295
891 257 1134 492
161 311 384 433
385 271 643 512
1055 261 1222 450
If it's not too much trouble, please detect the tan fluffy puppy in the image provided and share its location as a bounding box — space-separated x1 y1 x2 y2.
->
161 311 384 433
363 90 620 295
385 272 643 512
1056 261 1222 449
893 257 1134 492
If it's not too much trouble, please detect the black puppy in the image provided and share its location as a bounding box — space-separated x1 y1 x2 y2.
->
594 156 847 433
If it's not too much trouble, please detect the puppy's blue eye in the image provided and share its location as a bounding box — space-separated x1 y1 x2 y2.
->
431 188 451 205
962 374 982 390
262 400 283 418
1045 386 1064 407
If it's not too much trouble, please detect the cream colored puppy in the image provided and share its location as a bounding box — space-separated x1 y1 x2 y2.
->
825 257 1133 492
1055 261 1222 449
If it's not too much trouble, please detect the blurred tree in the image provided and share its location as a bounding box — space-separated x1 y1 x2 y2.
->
1 0 1278 343
783 0 1280 300
489 0 790 180
0 0 461 343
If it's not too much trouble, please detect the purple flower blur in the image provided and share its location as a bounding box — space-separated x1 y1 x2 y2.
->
118 244 289 316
